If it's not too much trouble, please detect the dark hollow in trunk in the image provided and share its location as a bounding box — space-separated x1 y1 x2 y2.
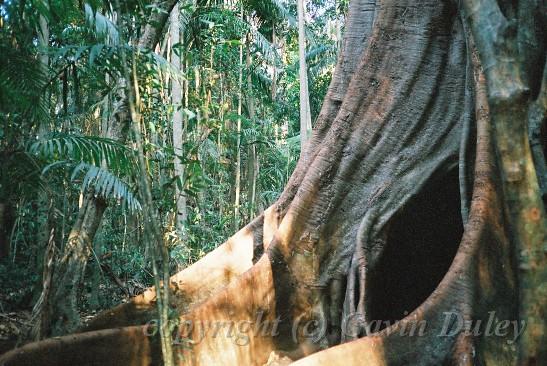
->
368 168 464 326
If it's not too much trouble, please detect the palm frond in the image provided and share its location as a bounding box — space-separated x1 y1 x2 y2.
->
198 138 220 160
0 151 47 199
0 43 48 121
250 67 273 97
29 134 135 175
243 0 297 28
306 44 335 61
250 29 282 66
147 51 186 85
84 4 119 45
308 45 337 83
73 163 141 212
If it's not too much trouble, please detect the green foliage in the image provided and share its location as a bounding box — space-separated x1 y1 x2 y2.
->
83 4 120 45
27 134 141 211
0 36 48 123
30 134 134 175
0 0 339 318
72 163 141 211
0 151 45 201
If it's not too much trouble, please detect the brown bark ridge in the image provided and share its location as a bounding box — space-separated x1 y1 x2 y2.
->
461 0 547 363
1 0 544 364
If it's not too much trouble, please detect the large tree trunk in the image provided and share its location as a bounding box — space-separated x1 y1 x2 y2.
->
1 0 545 364
461 1 547 362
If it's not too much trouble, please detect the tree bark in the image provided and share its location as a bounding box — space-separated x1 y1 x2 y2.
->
48 192 107 336
461 0 547 363
30 225 56 340
80 215 264 332
88 237 102 311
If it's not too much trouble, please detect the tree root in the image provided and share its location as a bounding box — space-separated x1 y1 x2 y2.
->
81 215 267 332
0 327 160 366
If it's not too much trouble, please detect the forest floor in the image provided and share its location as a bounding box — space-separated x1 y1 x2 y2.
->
0 278 146 355
0 310 31 354
0 307 114 354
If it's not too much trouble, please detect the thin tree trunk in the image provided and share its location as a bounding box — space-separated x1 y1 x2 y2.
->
49 192 107 336
234 6 244 230
30 224 56 340
37 4 49 81
46 78 122 337
271 24 278 101
170 3 188 233
31 3 56 336
246 40 259 219
121 43 176 366
297 0 312 155
0 203 11 259
62 69 68 117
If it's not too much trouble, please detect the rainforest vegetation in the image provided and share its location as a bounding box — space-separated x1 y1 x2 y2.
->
0 0 545 365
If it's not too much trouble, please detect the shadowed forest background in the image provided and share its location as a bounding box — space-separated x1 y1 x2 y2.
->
0 0 545 365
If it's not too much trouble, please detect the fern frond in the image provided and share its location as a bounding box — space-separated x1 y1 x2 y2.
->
0 43 48 120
